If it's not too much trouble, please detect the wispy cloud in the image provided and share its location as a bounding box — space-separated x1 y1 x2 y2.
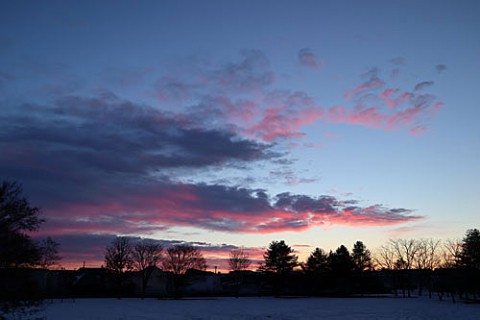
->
414 81 434 91
148 51 443 141
344 77 385 100
245 90 324 141
298 48 322 69
435 64 447 73
329 65 443 134
154 50 273 100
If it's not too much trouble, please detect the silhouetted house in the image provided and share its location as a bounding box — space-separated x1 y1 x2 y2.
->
72 267 113 297
184 269 222 296
130 266 170 297
221 270 262 296
33 269 76 298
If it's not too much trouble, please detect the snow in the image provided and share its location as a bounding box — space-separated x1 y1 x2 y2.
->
43 296 480 320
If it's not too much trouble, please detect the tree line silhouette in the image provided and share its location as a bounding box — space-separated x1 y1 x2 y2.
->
1 180 480 317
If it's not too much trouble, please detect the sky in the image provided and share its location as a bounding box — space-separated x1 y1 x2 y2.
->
1 0 479 271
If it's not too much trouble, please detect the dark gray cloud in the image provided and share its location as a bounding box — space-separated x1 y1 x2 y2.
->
0 92 279 210
435 64 447 73
298 48 321 69
274 193 339 214
0 95 274 165
414 81 434 91
390 57 405 66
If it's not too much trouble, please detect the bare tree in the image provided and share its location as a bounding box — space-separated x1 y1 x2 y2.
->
131 239 163 299
0 181 43 234
105 236 133 295
0 180 46 319
390 239 419 271
229 248 251 272
163 245 207 275
105 236 133 273
38 237 61 269
414 239 441 298
162 244 206 298
375 244 396 270
0 180 44 269
389 239 420 298
228 248 251 297
415 238 441 270
442 238 462 268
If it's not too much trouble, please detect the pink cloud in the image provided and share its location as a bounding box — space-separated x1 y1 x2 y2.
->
148 52 443 142
36 182 421 238
380 88 398 99
327 105 387 128
345 77 385 100
387 105 423 128
384 99 402 109
248 106 324 141
434 101 445 110
350 106 388 128
410 126 427 135
237 91 324 141
225 99 260 124
327 105 347 122
327 74 443 133
400 92 413 100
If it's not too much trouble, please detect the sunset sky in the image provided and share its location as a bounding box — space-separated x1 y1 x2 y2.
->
1 0 479 271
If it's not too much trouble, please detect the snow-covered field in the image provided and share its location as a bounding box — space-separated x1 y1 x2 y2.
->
43 296 480 320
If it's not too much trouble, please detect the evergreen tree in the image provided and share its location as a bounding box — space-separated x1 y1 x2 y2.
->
460 228 480 269
352 241 372 272
305 247 328 273
328 245 354 274
261 240 298 297
262 240 298 274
